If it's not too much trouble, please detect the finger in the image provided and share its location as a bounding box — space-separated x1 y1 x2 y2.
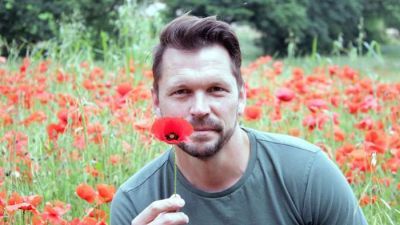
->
132 196 185 225
150 212 189 225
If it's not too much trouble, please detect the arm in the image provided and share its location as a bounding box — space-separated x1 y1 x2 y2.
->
302 151 368 225
110 188 138 225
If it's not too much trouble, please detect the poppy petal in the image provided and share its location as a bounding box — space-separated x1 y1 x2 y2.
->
151 117 193 144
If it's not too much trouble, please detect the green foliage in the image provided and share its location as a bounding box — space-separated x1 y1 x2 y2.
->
304 0 362 54
1 0 63 43
0 0 164 66
362 0 400 43
0 0 124 56
163 0 400 56
252 0 310 56
232 24 263 64
113 1 165 65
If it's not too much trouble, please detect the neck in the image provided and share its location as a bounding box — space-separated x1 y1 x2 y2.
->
175 127 250 192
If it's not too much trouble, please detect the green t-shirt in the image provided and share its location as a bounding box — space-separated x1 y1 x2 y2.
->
110 128 368 225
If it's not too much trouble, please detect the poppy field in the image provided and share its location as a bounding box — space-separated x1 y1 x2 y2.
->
0 51 399 225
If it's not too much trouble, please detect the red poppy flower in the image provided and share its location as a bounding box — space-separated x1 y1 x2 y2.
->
306 99 329 113
244 105 262 121
41 201 70 224
333 126 345 142
76 183 97 203
364 130 386 154
355 117 374 130
21 111 47 126
57 109 69 125
275 87 295 102
47 123 66 141
6 193 41 215
116 82 132 96
88 208 107 221
96 184 115 203
151 117 193 144
302 115 316 131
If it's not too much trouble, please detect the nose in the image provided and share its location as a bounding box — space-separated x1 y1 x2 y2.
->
189 92 210 118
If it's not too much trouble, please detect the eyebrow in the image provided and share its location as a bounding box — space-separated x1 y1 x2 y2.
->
165 79 232 93
165 83 187 92
171 78 230 87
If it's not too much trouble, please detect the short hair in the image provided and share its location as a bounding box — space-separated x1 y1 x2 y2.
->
152 14 243 94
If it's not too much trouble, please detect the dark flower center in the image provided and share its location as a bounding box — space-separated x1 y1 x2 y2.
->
166 132 179 141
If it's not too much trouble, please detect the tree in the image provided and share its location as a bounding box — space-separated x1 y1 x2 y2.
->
0 0 124 55
163 0 398 56
362 0 400 42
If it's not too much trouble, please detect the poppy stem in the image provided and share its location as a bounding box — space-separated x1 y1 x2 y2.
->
174 149 177 195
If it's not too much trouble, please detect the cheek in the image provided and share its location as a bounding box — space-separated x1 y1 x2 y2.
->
213 100 239 116
159 102 189 116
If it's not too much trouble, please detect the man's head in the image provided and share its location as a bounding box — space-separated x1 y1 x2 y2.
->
152 15 245 159
152 14 243 96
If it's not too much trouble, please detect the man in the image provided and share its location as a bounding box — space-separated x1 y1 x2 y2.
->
110 15 368 225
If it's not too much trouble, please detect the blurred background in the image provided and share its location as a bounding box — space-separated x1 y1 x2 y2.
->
1 0 399 60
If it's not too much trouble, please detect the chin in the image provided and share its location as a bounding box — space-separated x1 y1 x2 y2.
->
177 126 235 159
178 140 223 159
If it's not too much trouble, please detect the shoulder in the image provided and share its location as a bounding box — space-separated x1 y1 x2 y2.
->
244 127 327 191
244 127 321 154
302 147 367 224
244 127 325 187
119 150 171 193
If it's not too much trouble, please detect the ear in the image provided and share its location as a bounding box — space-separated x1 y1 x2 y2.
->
238 85 246 116
151 88 162 117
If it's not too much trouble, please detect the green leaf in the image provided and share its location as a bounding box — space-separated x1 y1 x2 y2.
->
38 12 50 20
5 2 13 9
95 162 104 172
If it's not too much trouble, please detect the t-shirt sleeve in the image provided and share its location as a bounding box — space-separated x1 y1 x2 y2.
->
302 151 368 225
110 188 138 225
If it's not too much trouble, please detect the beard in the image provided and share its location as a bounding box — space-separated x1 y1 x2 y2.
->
177 116 237 160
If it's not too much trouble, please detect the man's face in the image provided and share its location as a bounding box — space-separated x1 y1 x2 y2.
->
153 44 245 159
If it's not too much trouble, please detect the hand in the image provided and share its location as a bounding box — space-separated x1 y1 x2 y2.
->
131 194 189 225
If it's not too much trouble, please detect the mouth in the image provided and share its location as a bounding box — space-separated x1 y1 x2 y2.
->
193 127 217 132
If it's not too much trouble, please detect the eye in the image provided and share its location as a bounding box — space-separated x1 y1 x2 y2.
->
208 86 225 92
172 89 191 96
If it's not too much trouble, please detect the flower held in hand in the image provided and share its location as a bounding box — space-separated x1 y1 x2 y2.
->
151 117 193 144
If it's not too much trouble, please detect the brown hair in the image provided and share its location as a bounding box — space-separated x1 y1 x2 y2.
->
152 14 243 94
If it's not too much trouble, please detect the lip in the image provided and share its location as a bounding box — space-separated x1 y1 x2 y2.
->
193 128 215 132
191 130 215 140
194 130 214 133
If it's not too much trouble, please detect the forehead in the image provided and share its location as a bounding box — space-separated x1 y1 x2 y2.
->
160 45 235 86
